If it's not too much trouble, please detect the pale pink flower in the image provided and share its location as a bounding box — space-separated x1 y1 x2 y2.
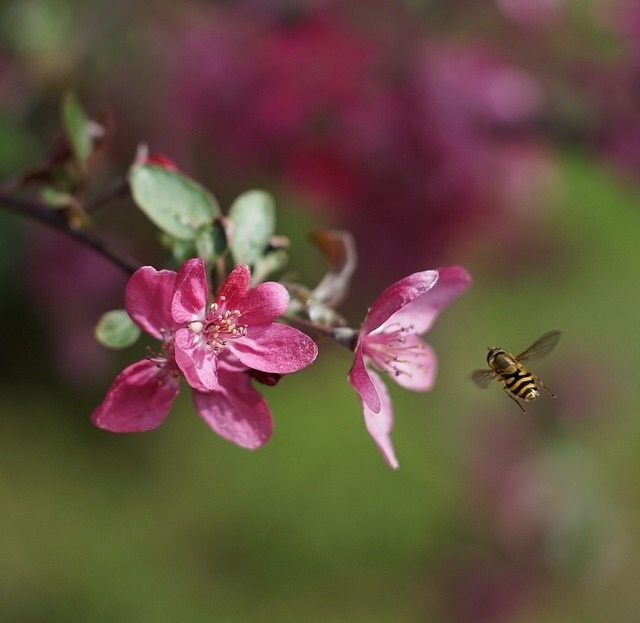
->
348 267 471 468
91 262 304 449
171 258 318 391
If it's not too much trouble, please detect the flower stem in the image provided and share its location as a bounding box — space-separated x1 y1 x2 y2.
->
283 313 358 349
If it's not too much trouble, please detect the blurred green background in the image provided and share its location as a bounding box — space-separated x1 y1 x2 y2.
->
2 1 640 622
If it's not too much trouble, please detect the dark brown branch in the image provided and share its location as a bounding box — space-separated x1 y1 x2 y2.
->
0 191 141 275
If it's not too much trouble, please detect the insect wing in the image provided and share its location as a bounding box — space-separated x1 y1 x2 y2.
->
471 368 495 388
517 330 561 363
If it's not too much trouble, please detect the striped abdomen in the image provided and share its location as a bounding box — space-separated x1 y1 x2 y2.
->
501 366 539 402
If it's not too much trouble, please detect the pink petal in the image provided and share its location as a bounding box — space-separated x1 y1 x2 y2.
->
360 370 399 469
348 344 382 413
174 327 219 390
91 359 179 432
193 370 273 449
384 335 437 391
216 264 250 310
125 267 177 339
239 281 290 325
363 270 439 334
381 266 471 335
230 324 318 373
172 258 208 324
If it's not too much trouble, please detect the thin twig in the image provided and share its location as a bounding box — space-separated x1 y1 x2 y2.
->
85 178 130 213
283 313 356 347
0 191 141 275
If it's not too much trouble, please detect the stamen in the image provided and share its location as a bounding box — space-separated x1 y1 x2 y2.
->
203 307 247 354
145 329 177 371
366 323 427 378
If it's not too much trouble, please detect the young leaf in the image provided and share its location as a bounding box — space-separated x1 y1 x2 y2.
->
40 187 75 209
211 219 228 258
310 229 357 308
129 164 220 240
61 92 93 171
195 221 228 264
165 236 197 266
251 249 288 285
95 310 141 349
228 190 275 266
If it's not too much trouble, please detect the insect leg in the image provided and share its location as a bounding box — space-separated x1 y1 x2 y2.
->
502 386 527 412
538 380 556 398
532 373 556 398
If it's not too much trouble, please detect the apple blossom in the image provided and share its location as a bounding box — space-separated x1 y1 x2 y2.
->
171 258 318 391
348 266 471 468
92 260 316 449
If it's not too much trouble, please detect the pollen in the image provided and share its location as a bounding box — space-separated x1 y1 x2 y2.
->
203 308 247 354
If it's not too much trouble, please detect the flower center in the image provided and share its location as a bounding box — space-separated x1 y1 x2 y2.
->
201 303 247 354
366 322 425 377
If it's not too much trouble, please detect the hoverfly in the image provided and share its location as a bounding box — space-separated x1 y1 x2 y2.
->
472 330 561 412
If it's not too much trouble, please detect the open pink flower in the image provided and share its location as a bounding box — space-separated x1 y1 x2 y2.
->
348 266 471 468
91 261 309 449
171 258 318 391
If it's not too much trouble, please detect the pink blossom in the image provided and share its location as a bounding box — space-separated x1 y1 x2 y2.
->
92 266 183 433
91 261 308 449
348 266 471 468
171 258 318 391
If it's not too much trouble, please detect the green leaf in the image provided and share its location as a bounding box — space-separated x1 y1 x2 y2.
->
165 236 197 266
61 92 92 171
211 219 228 258
163 220 227 266
129 164 220 240
195 221 228 264
95 310 141 349
228 190 275 266
251 249 288 285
